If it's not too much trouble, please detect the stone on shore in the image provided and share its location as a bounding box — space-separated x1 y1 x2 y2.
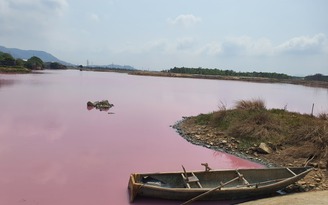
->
257 142 273 154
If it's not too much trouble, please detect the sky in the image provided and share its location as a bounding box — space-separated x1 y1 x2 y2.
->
0 0 327 76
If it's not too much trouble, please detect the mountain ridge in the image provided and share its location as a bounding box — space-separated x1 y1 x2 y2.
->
0 45 136 70
0 45 71 65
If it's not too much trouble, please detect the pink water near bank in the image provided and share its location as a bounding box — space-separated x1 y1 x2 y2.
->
0 70 327 205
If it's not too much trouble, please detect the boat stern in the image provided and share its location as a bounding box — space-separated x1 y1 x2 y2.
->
128 174 141 203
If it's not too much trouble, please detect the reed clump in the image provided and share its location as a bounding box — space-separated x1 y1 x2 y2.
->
235 99 266 110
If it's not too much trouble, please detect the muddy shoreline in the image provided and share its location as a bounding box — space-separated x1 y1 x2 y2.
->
173 118 277 167
173 117 328 192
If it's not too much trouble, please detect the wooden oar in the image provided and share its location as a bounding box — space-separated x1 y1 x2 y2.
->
181 176 240 205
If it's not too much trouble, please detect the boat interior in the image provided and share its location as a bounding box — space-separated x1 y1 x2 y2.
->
137 167 311 189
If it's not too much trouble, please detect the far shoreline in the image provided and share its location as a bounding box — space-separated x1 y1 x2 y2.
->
129 70 328 89
3 67 327 89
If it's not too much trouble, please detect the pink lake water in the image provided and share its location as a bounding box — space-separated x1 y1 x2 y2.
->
0 70 327 205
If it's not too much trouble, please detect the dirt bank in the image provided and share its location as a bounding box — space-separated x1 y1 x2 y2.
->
237 190 328 205
173 113 328 193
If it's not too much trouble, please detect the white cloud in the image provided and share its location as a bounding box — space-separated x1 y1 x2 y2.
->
0 0 68 16
116 38 197 55
176 37 195 50
198 42 223 56
0 0 69 48
200 34 327 57
276 33 327 55
167 14 202 28
0 0 69 27
112 33 328 61
220 36 274 56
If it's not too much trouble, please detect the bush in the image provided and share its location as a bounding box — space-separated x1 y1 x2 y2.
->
25 56 44 70
0 52 16 66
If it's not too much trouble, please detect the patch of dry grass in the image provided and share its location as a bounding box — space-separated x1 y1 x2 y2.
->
289 123 328 160
235 99 266 110
318 112 328 120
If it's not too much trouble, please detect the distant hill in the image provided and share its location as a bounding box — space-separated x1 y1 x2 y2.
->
0 45 71 65
0 45 136 70
89 64 136 70
305 73 328 82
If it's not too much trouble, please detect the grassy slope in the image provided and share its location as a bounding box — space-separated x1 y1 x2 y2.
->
193 100 328 160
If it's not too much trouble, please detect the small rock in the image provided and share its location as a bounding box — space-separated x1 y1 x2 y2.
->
298 180 306 185
315 178 321 183
257 142 273 154
87 100 114 111
309 184 316 188
319 161 327 169
87 101 94 107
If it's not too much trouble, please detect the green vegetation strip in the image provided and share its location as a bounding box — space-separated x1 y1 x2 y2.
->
0 66 31 73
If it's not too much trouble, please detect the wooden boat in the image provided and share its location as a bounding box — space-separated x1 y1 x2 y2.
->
128 166 313 203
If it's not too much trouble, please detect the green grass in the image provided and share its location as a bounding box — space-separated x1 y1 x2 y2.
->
195 113 212 125
0 66 31 73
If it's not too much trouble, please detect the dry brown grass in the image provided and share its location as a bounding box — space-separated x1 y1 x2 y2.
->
235 99 266 110
318 112 328 120
194 99 328 161
289 124 328 160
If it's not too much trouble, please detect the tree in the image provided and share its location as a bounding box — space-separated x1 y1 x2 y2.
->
15 58 25 67
305 73 328 82
25 56 44 70
0 52 16 66
49 62 67 69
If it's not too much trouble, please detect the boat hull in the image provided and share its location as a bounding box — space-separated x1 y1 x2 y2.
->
128 167 313 202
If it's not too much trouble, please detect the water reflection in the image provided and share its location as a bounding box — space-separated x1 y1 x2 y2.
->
0 78 16 89
0 70 327 205
34 162 67 185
